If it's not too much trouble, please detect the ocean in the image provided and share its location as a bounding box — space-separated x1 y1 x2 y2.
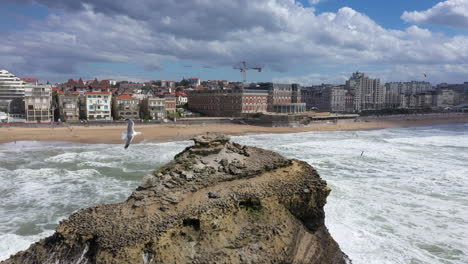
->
1 124 467 263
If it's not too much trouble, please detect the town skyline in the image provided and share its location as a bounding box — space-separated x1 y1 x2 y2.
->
1 0 468 84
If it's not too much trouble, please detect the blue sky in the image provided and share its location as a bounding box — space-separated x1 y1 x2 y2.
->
1 0 468 85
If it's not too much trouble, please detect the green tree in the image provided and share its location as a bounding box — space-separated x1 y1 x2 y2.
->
178 79 189 87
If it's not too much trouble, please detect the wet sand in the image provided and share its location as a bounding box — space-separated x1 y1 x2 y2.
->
0 114 467 144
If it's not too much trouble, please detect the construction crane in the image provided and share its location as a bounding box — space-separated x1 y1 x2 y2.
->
233 61 262 83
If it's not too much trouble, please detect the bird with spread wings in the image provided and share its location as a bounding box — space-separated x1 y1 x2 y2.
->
122 119 141 149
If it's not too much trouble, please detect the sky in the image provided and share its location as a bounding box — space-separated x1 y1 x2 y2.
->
1 0 468 85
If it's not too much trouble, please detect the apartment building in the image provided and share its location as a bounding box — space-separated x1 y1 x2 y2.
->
85 92 112 120
0 69 25 114
346 72 384 112
112 95 140 120
164 94 177 114
385 81 433 109
24 85 54 122
302 85 346 112
58 91 81 122
141 97 166 120
436 89 461 108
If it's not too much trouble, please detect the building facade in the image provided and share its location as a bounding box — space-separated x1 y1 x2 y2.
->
112 95 140 120
24 85 54 122
346 72 384 112
436 89 459 108
385 81 433 109
302 85 346 112
188 78 201 87
58 91 81 122
85 92 112 120
253 83 305 113
176 92 188 107
0 69 25 114
164 95 177 114
141 97 166 120
188 89 268 117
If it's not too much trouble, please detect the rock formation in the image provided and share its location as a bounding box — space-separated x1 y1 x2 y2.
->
3 133 349 264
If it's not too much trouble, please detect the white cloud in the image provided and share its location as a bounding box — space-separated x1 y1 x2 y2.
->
1 0 468 84
309 0 324 5
402 0 468 29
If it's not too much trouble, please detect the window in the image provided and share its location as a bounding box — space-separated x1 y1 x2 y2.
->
89 105 94 110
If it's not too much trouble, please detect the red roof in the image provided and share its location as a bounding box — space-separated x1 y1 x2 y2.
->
58 91 80 95
116 95 136 99
189 77 199 80
176 92 188 97
86 92 110 95
21 78 39 82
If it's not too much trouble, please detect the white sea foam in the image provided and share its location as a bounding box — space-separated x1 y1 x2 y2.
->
0 231 53 261
0 124 467 263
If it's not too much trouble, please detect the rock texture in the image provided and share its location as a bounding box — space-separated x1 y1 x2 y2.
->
3 133 349 264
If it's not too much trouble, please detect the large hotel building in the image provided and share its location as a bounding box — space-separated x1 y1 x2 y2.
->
187 83 306 117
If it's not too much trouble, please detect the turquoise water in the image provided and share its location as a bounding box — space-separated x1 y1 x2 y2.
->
1 124 467 263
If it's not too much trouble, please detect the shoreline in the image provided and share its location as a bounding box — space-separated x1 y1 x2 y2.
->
1 113 467 144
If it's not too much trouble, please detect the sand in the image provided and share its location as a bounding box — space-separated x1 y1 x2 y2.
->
0 114 467 144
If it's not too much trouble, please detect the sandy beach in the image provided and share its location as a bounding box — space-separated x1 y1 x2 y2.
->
1 113 467 144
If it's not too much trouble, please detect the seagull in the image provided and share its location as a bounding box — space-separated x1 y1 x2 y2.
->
122 119 141 149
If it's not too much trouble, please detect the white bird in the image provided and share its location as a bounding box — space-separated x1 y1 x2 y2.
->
122 119 141 149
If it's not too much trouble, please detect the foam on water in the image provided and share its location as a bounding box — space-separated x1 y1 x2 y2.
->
233 124 468 264
0 124 467 263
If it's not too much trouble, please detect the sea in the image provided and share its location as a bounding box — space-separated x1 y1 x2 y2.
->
0 124 467 264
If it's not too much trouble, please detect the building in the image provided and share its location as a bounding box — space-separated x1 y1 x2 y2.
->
0 69 25 114
112 95 140 120
436 89 460 108
24 85 54 122
58 91 81 122
385 81 433 109
141 97 166 120
104 79 117 86
251 83 305 113
188 89 268 117
346 72 384 112
61 78 87 93
384 82 405 109
21 78 39 86
188 78 201 87
163 94 177 114
161 81 176 88
85 92 112 121
302 85 346 112
176 92 188 106
417 92 436 109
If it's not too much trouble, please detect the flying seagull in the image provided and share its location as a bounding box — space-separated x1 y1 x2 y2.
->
122 119 141 149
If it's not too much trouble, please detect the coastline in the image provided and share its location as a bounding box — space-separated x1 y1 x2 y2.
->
1 113 467 144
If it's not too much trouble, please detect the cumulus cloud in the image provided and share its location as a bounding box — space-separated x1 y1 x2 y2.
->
1 0 468 84
402 0 468 29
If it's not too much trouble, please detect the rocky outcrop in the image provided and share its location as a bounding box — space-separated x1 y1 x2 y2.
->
3 133 349 264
